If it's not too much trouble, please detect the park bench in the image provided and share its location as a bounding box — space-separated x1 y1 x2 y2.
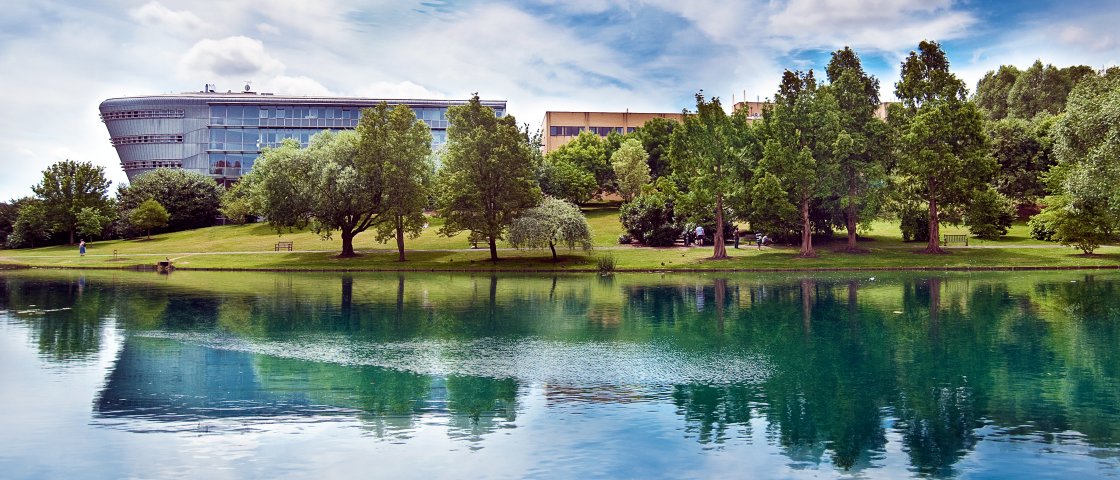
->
942 234 968 246
275 241 294 251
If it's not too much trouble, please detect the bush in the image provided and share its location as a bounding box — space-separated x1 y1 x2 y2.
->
117 168 222 234
619 191 682 247
1028 214 1054 241
618 233 632 244
965 188 1015 240
899 206 929 243
596 253 616 273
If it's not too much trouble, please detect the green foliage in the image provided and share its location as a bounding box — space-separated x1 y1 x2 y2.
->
359 104 434 261
747 171 799 238
5 198 54 248
0 199 19 246
1050 69 1120 212
826 46 891 250
539 158 597 204
219 179 256 225
117 168 222 233
611 138 651 202
899 205 930 242
1007 60 1072 119
973 65 1020 120
596 252 616 273
547 130 614 194
507 196 593 260
964 187 1015 240
891 40 992 252
32 159 113 245
437 95 541 260
670 93 754 258
635 117 676 179
1028 214 1055 241
619 190 682 247
75 206 111 240
987 116 1056 206
128 198 170 239
753 70 840 257
1030 194 1114 254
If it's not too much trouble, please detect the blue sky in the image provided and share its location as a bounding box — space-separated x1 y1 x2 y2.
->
0 0 1117 200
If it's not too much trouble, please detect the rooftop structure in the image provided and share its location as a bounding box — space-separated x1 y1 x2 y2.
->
99 87 506 183
541 110 685 153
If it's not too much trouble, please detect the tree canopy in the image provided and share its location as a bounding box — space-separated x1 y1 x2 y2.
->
117 168 222 234
129 199 170 240
31 159 113 245
611 138 651 202
507 196 593 261
437 94 541 261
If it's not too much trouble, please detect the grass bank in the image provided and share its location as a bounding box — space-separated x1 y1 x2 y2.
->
1 207 1117 272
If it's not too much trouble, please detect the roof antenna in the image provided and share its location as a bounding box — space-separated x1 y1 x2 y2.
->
243 81 252 92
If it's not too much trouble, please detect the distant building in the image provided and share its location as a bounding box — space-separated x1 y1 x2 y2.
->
99 86 506 183
541 111 685 153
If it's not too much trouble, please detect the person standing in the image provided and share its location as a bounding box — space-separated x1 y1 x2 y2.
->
79 239 86 256
733 226 740 249
695 225 705 246
756 233 763 250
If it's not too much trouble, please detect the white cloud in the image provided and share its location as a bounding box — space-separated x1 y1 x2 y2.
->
256 23 280 36
129 1 209 33
177 36 285 81
767 0 977 53
353 81 446 99
266 76 333 96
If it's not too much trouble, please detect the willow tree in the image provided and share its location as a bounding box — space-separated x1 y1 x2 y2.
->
890 40 992 254
437 95 541 261
669 93 747 260
359 103 433 262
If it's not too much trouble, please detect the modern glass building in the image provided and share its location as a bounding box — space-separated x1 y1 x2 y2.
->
99 89 507 183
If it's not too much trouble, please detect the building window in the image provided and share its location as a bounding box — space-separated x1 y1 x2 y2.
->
110 134 184 146
100 109 185 121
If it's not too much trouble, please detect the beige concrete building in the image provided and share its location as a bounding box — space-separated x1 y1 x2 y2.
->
542 111 685 153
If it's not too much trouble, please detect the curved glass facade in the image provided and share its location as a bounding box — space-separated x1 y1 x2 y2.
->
100 93 506 183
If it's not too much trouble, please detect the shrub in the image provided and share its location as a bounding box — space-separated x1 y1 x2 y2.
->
596 253 616 273
965 188 1016 240
618 233 632 244
899 206 929 243
619 191 682 247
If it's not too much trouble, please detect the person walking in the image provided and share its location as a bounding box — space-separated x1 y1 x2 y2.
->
695 225 705 247
756 233 763 250
79 239 86 256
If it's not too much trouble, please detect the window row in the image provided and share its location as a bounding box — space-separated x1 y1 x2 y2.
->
549 126 637 137
208 153 256 177
208 127 449 152
111 134 184 146
122 160 183 170
101 109 185 121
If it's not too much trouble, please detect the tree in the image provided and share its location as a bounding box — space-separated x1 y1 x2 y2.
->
117 168 222 233
636 117 676 179
76 206 111 240
890 40 993 254
360 104 434 262
972 65 1020 120
219 179 256 225
437 94 541 261
251 131 375 257
539 158 598 204
0 199 19 246
31 159 112 245
987 116 1055 207
611 138 651 202
1029 194 1113 254
128 199 169 240
619 187 683 247
670 93 751 259
753 71 841 257
963 187 1015 239
507 196 593 261
5 198 53 248
547 130 613 195
826 46 890 252
1007 60 1069 119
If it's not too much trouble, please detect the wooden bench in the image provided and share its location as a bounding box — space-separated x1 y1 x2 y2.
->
942 234 968 246
275 241 293 251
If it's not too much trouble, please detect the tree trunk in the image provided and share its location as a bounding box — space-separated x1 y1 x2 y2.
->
924 191 944 254
69 228 75 245
395 216 406 262
340 230 357 257
799 197 816 257
711 193 728 259
550 242 557 261
801 278 814 337
488 236 498 261
846 182 859 251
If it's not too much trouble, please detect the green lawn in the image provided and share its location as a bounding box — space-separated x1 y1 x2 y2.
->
1 208 1116 271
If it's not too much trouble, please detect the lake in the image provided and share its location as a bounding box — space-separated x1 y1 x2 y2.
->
1 269 1118 479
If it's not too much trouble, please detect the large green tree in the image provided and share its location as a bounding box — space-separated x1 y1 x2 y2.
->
670 93 751 259
32 159 112 245
987 115 1056 207
611 138 651 202
636 117 676 179
437 95 541 261
117 168 222 233
358 103 433 262
890 40 993 254
972 65 1020 120
546 131 613 195
753 71 841 257
128 199 170 240
1007 60 1069 119
507 196 593 261
826 46 890 252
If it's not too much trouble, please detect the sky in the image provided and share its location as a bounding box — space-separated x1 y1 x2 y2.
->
1 0 1117 200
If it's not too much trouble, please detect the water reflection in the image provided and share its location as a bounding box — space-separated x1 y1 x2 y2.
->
2 270 1120 477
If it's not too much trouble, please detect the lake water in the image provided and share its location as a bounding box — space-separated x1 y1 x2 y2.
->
1 269 1118 479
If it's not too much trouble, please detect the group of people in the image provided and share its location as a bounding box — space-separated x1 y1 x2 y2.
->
684 225 770 250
